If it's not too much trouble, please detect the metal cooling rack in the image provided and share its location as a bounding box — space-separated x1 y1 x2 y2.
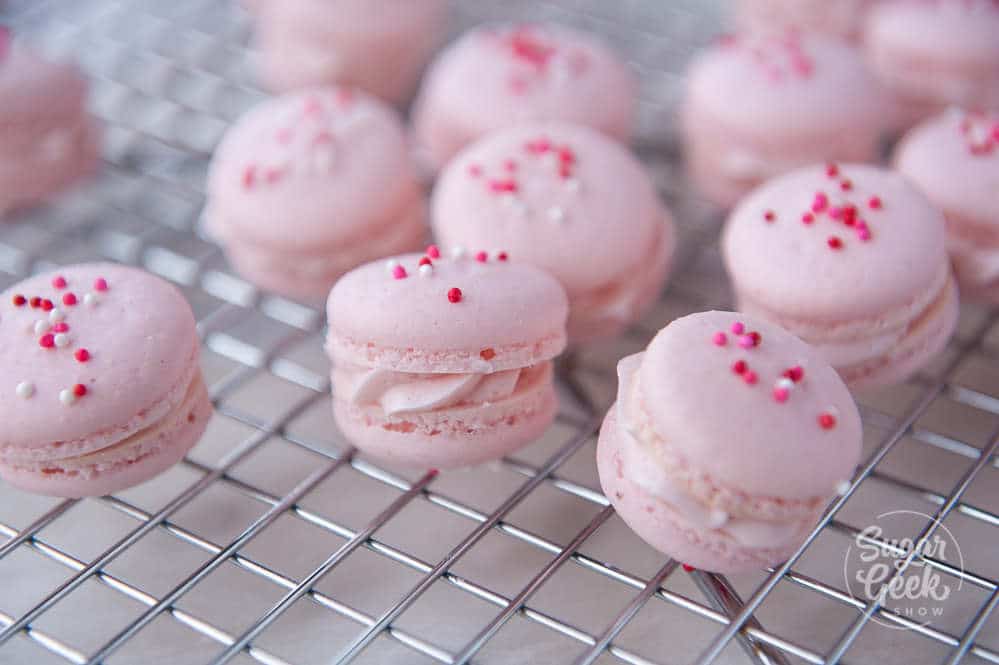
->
1 1 999 664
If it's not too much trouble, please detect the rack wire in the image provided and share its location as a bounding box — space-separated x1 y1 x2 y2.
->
1 1 999 664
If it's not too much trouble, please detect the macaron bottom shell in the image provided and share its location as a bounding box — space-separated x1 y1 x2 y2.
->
0 373 211 498
596 409 811 574
333 363 558 469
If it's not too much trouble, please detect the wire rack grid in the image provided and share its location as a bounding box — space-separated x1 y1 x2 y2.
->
1 1 999 664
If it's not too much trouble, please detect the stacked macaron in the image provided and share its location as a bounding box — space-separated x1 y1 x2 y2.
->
254 0 448 105
432 123 675 344
0 28 100 215
205 87 426 300
413 23 637 171
326 247 568 469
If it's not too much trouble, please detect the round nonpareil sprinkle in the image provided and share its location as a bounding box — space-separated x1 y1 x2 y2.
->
12 294 25 307
75 348 90 363
16 382 34 399
62 293 77 306
418 264 433 277
712 332 727 346
94 278 109 292
475 251 488 263
451 246 467 260
732 359 747 375
84 293 98 307
730 322 745 335
54 334 70 348
52 276 67 289
426 245 441 259
818 412 837 429
391 265 407 280
49 308 64 323
447 287 463 303
34 320 50 335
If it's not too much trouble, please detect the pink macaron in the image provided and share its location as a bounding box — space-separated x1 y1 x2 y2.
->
722 163 959 388
0 264 212 498
412 23 637 172
734 0 879 41
0 29 100 216
682 31 888 208
864 0 999 128
432 123 674 344
895 108 999 302
326 248 568 469
598 311 861 574
255 0 448 105
205 87 426 300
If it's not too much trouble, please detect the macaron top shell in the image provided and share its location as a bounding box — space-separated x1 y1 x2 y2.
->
327 251 569 373
432 123 668 296
0 37 88 126
259 0 446 39
722 164 948 321
207 87 419 253
418 23 636 137
895 108 999 224
866 0 999 67
686 32 885 138
0 264 198 458
633 311 861 500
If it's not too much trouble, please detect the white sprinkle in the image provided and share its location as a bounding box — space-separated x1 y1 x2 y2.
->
775 377 794 391
451 246 467 260
547 206 566 223
15 382 34 399
707 509 729 529
835 480 851 496
49 308 65 323
34 320 51 335
385 259 399 274
59 389 76 405
564 178 581 193
84 293 99 307
54 334 70 348
418 264 433 277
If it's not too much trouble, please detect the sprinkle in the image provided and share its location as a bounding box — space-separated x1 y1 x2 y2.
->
386 259 399 273
451 246 467 260
773 386 790 403
62 293 77 306
547 206 566 223
801 213 814 225
812 192 828 213
75 348 90 363
526 137 552 154
763 210 776 223
29 296 41 309
426 245 441 259
732 360 747 375
391 265 407 280
15 382 34 399
418 264 433 277
41 299 53 312
94 278 108 292
34 320 51 335
54 333 69 348
52 322 69 333
49 308 64 323
868 196 882 210
83 293 98 307
447 287 462 303
784 366 804 382
835 480 851 496
857 227 872 242
826 163 839 178
840 179 853 191
475 251 488 263
730 322 745 335
12 294 26 307
712 332 727 346
776 377 794 391
682 564 696 573
749 331 761 346
52 276 67 289
497 251 509 262
59 389 75 405
73 383 87 397
738 335 755 349
39 334 55 348
418 257 432 267
827 236 843 250
242 165 256 189
743 371 758 385
818 412 837 429
489 179 518 194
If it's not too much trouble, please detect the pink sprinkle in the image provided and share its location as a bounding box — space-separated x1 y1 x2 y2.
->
62 293 77 306
743 371 758 385
868 196 882 210
475 251 488 263
829 206 842 220
773 387 790 403
52 322 69 333
857 227 872 241
738 335 755 349
812 192 828 213
497 251 509 262
730 322 745 335
732 360 747 375
94 278 109 292
242 165 256 189
801 213 814 225
426 245 441 259
712 332 727 346
52 276 67 289
392 265 407 280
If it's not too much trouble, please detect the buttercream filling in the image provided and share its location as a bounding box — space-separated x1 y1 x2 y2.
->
616 355 808 549
335 362 545 416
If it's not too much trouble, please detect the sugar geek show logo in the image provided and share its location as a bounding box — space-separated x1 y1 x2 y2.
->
842 510 963 629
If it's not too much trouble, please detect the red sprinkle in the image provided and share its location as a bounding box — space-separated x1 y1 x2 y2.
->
242 165 256 189
749 331 761 347
62 293 77 306
784 366 804 383
52 276 67 289
72 383 87 397
39 334 55 348
801 213 814 225
447 287 463 303
52 322 69 333
94 278 109 292
12 294 26 307
825 163 839 178
41 299 54 312
840 179 853 191
732 360 747 375
489 179 518 194
763 210 776 223
392 265 407 280
682 564 696 573
497 251 509 262
475 251 488 263
827 236 843 250
743 371 758 385
818 413 837 430
426 245 441 259
29 296 41 309
868 196 882 210
418 256 432 267
75 349 90 363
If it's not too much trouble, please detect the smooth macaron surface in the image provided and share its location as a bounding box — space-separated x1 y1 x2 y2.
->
432 123 671 299
895 108 999 229
206 87 420 253
722 164 948 323
630 311 861 503
0 38 88 126
326 250 569 373
0 264 200 462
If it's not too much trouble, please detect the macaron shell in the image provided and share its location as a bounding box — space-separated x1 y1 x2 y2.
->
597 409 808 574
634 311 861 502
326 252 569 373
0 45 89 126
432 123 671 297
722 164 949 322
206 87 422 253
0 264 199 459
